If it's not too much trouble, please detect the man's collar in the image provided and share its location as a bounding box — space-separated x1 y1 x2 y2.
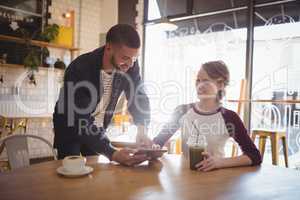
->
91 46 105 69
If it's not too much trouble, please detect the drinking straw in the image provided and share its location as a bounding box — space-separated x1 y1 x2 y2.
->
191 121 200 145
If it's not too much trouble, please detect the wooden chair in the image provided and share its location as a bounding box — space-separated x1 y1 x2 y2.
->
251 104 289 167
229 79 289 167
109 93 136 148
251 129 288 167
0 133 57 170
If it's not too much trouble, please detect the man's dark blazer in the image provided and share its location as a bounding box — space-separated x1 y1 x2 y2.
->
53 46 150 159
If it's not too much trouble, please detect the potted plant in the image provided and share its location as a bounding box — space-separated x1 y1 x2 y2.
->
17 24 59 85
23 49 40 85
38 24 59 68
17 27 40 85
38 24 59 42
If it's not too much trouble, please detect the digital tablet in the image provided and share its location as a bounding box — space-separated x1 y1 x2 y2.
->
134 148 168 158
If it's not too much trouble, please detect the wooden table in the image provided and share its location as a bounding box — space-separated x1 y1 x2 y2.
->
0 155 300 200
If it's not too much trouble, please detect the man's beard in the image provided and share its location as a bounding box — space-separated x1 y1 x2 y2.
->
110 55 120 71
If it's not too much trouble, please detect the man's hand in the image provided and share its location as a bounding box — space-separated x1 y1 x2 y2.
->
111 148 149 166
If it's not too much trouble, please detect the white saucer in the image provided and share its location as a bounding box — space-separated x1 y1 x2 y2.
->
56 166 93 177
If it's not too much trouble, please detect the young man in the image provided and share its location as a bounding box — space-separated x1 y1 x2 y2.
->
53 24 151 166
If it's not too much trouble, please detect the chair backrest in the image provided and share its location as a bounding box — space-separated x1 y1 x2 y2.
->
261 104 282 129
0 134 57 170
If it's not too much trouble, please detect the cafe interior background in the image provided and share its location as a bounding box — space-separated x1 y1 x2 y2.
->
0 0 300 171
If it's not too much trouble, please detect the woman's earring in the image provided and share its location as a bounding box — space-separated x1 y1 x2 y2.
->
217 90 225 99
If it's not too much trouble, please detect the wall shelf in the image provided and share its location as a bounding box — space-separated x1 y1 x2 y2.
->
0 63 64 72
0 34 79 60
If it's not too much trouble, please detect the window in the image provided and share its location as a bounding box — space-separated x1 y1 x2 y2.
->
251 1 300 167
144 0 300 166
144 1 247 142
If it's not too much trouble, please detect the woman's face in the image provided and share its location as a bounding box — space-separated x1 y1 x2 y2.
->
195 67 225 100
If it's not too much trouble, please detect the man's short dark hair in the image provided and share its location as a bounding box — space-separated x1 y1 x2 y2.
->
106 24 140 48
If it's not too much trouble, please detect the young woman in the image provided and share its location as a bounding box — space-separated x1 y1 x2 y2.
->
151 61 262 171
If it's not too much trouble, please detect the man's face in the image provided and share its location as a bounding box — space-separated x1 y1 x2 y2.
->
110 44 139 72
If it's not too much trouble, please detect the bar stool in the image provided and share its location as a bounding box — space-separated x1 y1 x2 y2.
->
251 129 288 167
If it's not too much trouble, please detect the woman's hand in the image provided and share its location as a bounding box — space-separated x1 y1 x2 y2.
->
195 152 223 172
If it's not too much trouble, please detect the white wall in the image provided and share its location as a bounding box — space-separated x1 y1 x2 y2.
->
49 0 119 54
100 0 118 33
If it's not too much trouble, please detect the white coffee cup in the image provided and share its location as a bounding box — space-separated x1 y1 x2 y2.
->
62 156 86 173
